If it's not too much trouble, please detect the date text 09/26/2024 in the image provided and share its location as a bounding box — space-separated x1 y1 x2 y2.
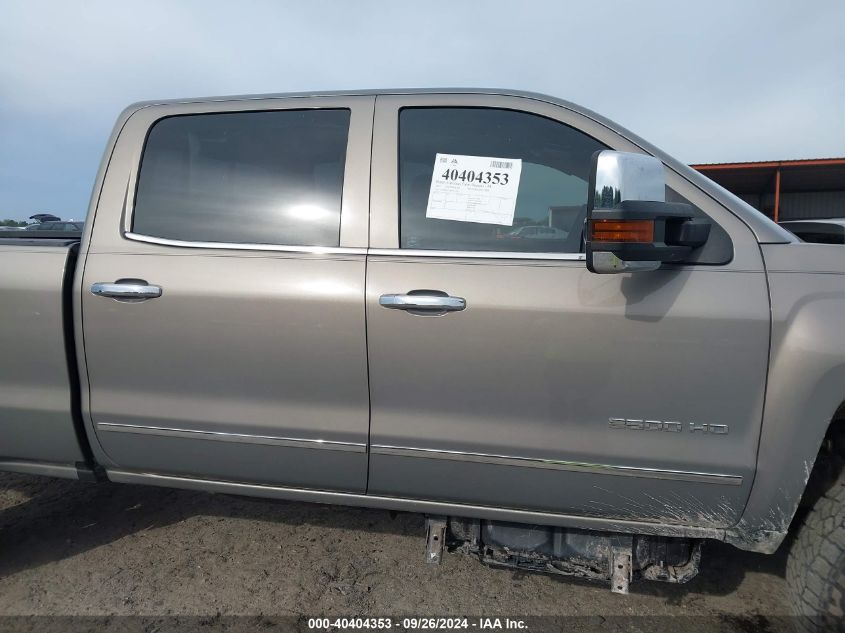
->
307 618 528 630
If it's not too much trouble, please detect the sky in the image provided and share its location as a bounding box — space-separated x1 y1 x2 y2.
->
1 0 844 221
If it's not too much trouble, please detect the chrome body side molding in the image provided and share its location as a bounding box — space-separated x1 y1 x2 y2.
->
96 422 366 453
94 424 742 485
0 460 81 480
370 445 743 486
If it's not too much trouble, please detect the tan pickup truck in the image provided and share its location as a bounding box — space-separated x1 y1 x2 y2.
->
2 89 844 631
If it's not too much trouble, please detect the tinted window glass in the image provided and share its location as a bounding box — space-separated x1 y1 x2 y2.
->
133 109 350 246
399 108 607 253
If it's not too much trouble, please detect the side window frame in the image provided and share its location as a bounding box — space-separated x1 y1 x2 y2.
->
396 106 608 256
86 95 374 256
369 94 747 268
130 108 352 249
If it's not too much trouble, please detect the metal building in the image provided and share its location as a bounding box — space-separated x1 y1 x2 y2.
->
691 158 845 222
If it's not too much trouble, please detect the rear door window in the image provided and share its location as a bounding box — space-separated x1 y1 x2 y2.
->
133 109 351 247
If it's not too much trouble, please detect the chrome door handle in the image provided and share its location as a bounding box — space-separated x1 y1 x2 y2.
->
379 293 466 312
91 281 162 300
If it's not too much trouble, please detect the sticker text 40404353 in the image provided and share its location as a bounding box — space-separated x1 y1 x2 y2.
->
440 169 510 185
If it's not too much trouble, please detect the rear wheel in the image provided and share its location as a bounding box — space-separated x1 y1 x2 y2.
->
787 470 845 632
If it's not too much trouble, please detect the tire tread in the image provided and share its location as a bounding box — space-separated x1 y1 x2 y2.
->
787 474 845 632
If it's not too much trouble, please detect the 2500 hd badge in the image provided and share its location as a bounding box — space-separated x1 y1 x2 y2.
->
609 418 729 434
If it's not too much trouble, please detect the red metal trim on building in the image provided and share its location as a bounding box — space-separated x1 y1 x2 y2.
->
692 158 845 171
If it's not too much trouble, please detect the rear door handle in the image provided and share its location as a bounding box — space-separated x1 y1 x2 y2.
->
91 281 162 300
379 293 466 313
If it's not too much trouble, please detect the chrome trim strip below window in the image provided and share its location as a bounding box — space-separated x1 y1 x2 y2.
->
370 445 742 485
368 248 586 261
125 232 367 255
97 422 366 453
124 233 584 260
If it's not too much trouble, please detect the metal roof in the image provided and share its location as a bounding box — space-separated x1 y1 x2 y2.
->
690 158 845 171
690 157 845 223
691 158 845 169
691 158 845 194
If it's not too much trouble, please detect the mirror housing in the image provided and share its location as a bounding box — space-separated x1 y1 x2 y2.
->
585 151 710 274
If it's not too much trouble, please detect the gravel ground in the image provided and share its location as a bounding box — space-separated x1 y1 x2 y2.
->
0 472 795 631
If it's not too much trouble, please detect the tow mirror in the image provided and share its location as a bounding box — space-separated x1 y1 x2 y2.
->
585 151 711 274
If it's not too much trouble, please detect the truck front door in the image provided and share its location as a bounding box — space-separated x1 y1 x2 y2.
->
365 94 770 526
81 96 373 491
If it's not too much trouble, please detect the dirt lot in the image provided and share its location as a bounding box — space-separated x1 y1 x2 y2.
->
0 472 795 631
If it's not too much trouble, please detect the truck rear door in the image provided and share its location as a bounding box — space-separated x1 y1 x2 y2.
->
81 96 373 491
0 240 89 477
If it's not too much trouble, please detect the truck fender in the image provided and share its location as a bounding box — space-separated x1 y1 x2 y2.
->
728 256 845 553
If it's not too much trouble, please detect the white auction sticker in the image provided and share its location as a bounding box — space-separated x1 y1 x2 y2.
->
425 153 522 226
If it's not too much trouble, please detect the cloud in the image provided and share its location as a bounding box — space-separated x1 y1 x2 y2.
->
1 0 843 219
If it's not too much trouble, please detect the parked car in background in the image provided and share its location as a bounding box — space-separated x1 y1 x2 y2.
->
780 219 845 245
1 89 844 631
24 221 84 232
505 225 570 240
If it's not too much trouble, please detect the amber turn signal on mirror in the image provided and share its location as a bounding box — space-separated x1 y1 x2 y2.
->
590 219 655 243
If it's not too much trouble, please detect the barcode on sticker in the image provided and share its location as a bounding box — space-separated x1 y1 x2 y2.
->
490 160 513 169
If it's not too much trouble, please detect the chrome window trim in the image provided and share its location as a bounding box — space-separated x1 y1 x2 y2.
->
370 445 742 486
369 248 586 261
97 422 366 453
114 97 374 253
124 232 367 256
124 234 584 260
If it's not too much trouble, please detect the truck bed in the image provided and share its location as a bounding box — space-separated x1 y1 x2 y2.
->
0 239 90 476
